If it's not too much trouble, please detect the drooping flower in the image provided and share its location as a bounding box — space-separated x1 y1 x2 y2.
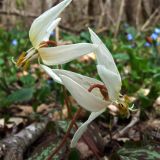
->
41 29 130 148
16 0 73 68
16 0 97 69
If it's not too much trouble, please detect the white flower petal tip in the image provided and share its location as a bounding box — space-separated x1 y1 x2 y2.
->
88 28 101 45
58 74 108 112
70 109 105 148
29 0 72 48
40 64 63 84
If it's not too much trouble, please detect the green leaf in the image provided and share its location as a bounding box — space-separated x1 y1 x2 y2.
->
117 145 160 160
68 148 80 160
20 75 35 87
0 59 4 65
7 87 34 103
113 53 129 61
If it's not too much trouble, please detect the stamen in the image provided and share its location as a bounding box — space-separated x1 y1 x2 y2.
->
24 48 37 60
88 83 109 100
23 60 30 71
16 52 26 67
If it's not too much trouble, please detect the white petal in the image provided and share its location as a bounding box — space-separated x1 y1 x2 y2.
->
52 69 103 92
59 74 109 112
52 69 107 98
97 65 121 101
29 0 72 48
41 66 104 98
89 28 121 77
40 64 63 84
38 43 97 65
70 108 105 148
41 18 61 42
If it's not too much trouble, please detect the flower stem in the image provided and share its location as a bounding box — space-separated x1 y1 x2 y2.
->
46 108 82 160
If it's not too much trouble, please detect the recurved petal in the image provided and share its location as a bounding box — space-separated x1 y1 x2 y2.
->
52 69 104 94
40 66 104 98
59 74 109 112
36 18 61 48
29 0 72 48
97 65 121 101
40 64 63 84
89 28 120 76
38 43 97 65
70 108 106 148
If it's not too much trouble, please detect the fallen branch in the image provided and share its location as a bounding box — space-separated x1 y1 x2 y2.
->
47 108 82 160
0 10 37 18
103 110 140 142
0 120 49 160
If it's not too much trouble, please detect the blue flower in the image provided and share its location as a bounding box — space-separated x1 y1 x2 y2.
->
11 39 18 46
144 42 151 47
154 28 160 34
127 33 133 41
151 33 158 40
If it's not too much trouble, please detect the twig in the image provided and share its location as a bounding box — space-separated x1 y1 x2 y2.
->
136 0 142 30
140 7 160 32
113 110 140 139
63 86 72 118
114 0 125 37
97 0 106 29
47 108 82 160
103 110 140 143
0 10 37 18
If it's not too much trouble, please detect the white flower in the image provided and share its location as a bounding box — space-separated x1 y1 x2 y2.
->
41 29 124 148
16 0 99 69
16 0 89 66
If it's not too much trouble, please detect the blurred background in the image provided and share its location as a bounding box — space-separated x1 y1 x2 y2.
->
0 0 160 160
0 0 160 32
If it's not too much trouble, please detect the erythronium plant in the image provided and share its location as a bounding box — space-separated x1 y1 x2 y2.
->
15 0 96 69
41 28 131 148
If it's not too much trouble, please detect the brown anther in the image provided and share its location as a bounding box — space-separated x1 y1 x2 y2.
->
88 84 109 100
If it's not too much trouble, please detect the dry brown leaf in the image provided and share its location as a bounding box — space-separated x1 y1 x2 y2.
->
37 104 51 113
78 53 96 62
14 105 33 116
52 111 61 121
8 117 24 126
0 119 5 127
76 142 93 159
